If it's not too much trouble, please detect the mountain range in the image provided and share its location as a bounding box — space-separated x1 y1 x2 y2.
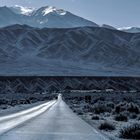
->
0 24 140 76
0 77 140 94
0 5 140 76
0 5 98 28
0 5 140 33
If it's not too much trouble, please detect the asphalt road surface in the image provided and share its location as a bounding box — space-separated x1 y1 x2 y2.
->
0 95 109 140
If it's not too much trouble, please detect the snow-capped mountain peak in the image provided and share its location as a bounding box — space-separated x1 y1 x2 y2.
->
42 6 66 16
11 5 35 15
0 5 99 28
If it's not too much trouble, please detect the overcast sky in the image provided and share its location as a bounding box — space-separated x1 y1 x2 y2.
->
0 0 139 28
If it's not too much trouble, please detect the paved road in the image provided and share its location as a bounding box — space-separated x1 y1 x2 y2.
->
0 95 108 140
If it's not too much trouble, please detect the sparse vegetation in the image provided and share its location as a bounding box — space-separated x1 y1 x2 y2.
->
127 102 140 114
77 112 83 115
106 102 115 109
120 123 140 139
93 104 106 114
75 109 84 115
91 115 99 120
99 122 115 131
92 103 112 114
114 102 127 114
114 114 128 122
64 91 140 139
130 114 138 119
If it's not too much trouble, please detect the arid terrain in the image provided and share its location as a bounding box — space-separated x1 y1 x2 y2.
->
64 91 140 139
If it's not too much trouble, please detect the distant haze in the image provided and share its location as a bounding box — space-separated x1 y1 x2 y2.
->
1 0 140 28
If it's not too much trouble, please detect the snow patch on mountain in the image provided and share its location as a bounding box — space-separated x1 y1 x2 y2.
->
118 27 132 30
42 6 66 16
43 6 55 15
11 5 35 15
118 27 140 33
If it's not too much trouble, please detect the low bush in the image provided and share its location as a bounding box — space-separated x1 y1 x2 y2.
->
76 109 84 115
94 97 105 103
99 122 115 131
114 114 128 122
93 103 112 114
93 104 105 114
91 115 99 120
127 103 139 114
120 123 140 139
123 96 133 102
115 102 127 114
106 102 115 109
0 99 8 105
77 112 83 115
73 110 76 113
130 114 138 119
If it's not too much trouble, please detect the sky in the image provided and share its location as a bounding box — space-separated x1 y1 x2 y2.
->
0 0 140 28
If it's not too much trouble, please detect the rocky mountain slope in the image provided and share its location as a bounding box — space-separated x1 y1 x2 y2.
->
0 25 140 76
0 77 140 94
